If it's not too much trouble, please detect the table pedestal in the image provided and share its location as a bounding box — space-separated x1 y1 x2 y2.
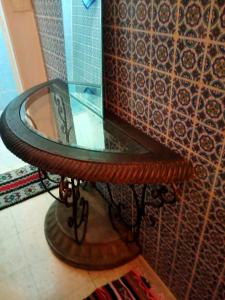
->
44 187 140 270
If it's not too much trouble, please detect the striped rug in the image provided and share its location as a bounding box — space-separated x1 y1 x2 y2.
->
85 270 164 300
0 165 59 210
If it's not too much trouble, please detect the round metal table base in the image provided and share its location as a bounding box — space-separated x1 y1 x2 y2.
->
44 189 140 270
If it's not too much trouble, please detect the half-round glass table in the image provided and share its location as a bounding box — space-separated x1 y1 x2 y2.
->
0 79 194 270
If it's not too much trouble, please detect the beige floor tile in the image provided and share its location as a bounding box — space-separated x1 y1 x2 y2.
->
10 193 53 233
0 193 176 300
30 256 94 300
0 266 39 300
0 234 28 281
0 208 17 240
18 225 53 265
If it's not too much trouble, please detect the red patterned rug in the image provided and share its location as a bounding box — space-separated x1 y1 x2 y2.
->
0 165 59 210
85 270 164 300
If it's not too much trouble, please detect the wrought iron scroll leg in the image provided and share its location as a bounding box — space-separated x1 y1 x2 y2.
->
38 168 64 204
70 179 89 245
129 184 147 241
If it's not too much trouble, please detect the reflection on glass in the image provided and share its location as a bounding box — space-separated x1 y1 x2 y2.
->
21 82 146 154
62 0 103 117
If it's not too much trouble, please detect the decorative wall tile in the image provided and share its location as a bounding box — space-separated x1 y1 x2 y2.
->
161 207 179 232
117 85 133 114
170 271 188 300
183 181 210 215
198 240 224 276
209 197 225 233
190 155 216 191
117 59 133 88
169 111 193 147
105 80 118 106
214 170 225 202
197 87 225 131
178 0 210 38
148 127 167 144
103 26 116 55
215 280 225 300
142 230 158 268
103 0 115 25
148 101 168 133
173 243 196 282
132 92 149 123
175 39 205 81
166 138 189 157
189 259 220 300
171 78 199 117
117 108 132 123
115 28 132 59
204 43 225 91
132 31 151 66
192 122 223 163
152 0 177 34
210 0 225 42
104 55 117 82
181 202 205 234
132 117 148 134
132 0 152 30
150 71 171 106
178 221 201 252
203 220 224 255
157 240 175 285
115 0 133 27
133 64 150 96
152 35 174 73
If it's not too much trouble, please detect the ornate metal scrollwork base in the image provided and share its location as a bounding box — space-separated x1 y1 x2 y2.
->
38 169 88 244
106 183 178 242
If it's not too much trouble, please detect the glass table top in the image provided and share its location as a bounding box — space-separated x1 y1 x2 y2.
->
20 81 147 154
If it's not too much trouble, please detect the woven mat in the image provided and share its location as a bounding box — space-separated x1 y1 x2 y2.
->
0 165 59 210
85 270 164 300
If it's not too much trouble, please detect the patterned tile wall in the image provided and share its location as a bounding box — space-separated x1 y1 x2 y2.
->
33 0 67 81
32 0 224 299
103 0 225 299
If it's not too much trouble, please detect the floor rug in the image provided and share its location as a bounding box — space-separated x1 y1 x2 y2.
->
0 165 59 210
85 270 164 300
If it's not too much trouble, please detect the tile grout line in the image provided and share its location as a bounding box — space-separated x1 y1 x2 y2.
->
185 1 222 294
105 76 225 139
166 0 187 287
108 99 223 171
165 0 181 143
212 263 225 300
185 137 224 299
104 23 225 47
149 0 161 268
104 51 225 95
113 0 119 117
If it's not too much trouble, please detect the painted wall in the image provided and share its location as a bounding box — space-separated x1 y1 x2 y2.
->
1 0 47 90
0 28 18 111
103 1 224 299
32 1 224 299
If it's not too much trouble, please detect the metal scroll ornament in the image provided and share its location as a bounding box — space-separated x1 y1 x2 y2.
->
38 170 88 244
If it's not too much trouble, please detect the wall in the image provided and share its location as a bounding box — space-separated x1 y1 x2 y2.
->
33 0 67 81
103 1 224 299
32 0 224 299
0 27 19 111
1 0 47 90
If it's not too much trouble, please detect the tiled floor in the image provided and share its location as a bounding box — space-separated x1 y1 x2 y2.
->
0 189 176 300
